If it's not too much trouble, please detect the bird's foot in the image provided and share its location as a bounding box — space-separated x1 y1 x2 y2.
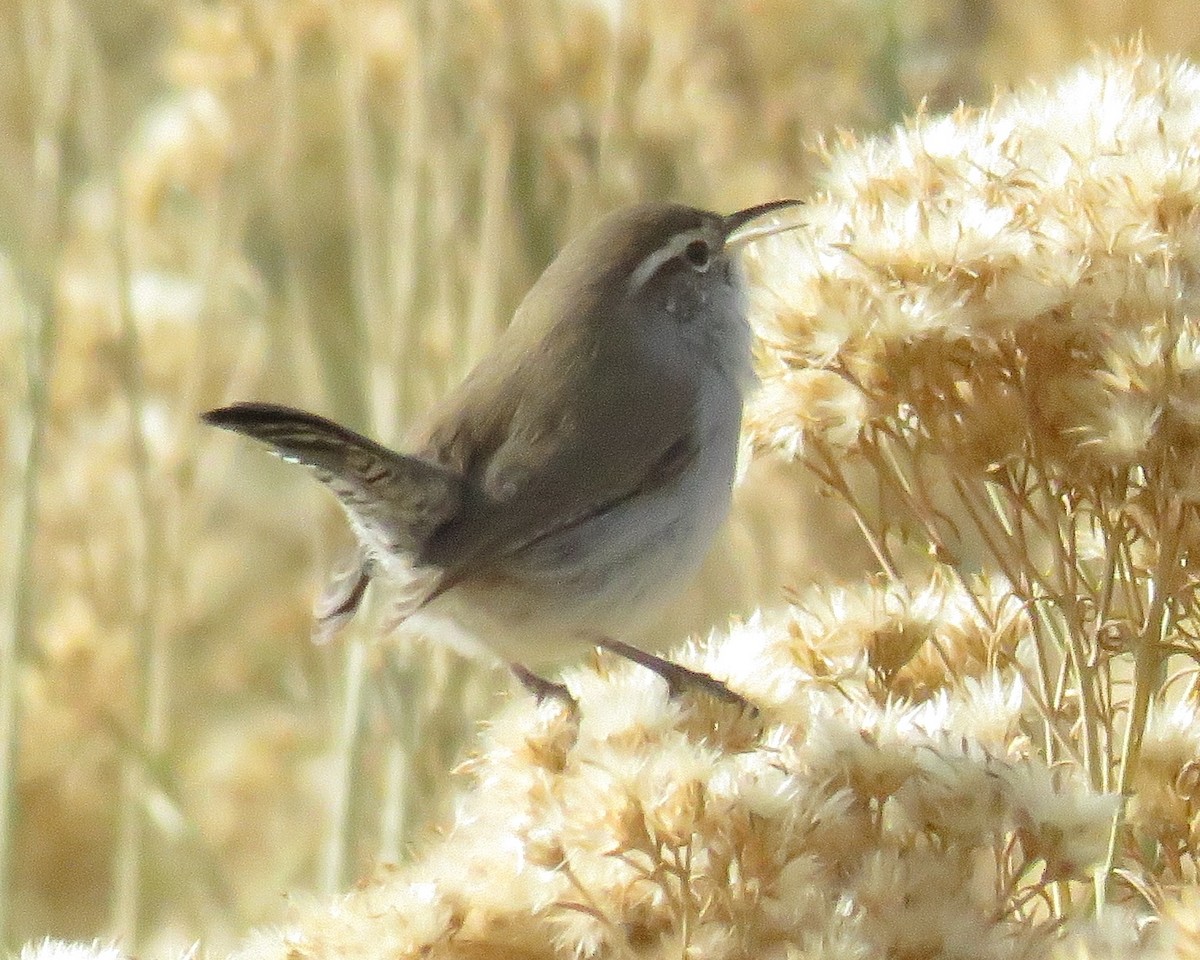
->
591 636 754 712
510 663 578 711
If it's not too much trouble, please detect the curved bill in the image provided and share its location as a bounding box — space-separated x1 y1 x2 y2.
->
722 198 805 247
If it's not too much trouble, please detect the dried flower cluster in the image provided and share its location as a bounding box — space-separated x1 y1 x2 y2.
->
748 46 1200 485
747 46 1200 900
186 582 1139 960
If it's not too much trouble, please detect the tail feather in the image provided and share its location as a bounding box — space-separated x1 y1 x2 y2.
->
312 551 372 644
203 402 462 555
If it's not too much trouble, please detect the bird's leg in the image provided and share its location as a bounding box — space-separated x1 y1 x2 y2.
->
591 636 753 710
510 663 577 709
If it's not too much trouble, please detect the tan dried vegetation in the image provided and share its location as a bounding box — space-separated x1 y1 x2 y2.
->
6 2 1200 960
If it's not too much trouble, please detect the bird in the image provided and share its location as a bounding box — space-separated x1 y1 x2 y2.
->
204 199 801 706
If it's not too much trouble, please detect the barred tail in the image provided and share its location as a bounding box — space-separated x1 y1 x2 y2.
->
203 402 462 555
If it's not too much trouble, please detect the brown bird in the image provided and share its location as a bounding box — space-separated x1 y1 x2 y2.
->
205 199 801 704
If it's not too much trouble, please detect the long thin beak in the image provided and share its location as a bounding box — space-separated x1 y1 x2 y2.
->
723 198 805 247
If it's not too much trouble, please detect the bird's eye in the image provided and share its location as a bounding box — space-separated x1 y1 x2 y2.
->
683 239 711 270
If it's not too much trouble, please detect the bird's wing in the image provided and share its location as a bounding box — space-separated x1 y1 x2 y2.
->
412 320 700 581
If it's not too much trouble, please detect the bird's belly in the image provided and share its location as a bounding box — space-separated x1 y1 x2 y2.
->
430 395 744 666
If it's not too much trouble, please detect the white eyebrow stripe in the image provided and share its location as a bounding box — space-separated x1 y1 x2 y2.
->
626 227 714 296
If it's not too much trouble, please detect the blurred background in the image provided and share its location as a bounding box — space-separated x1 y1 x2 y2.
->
2 0 1199 954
